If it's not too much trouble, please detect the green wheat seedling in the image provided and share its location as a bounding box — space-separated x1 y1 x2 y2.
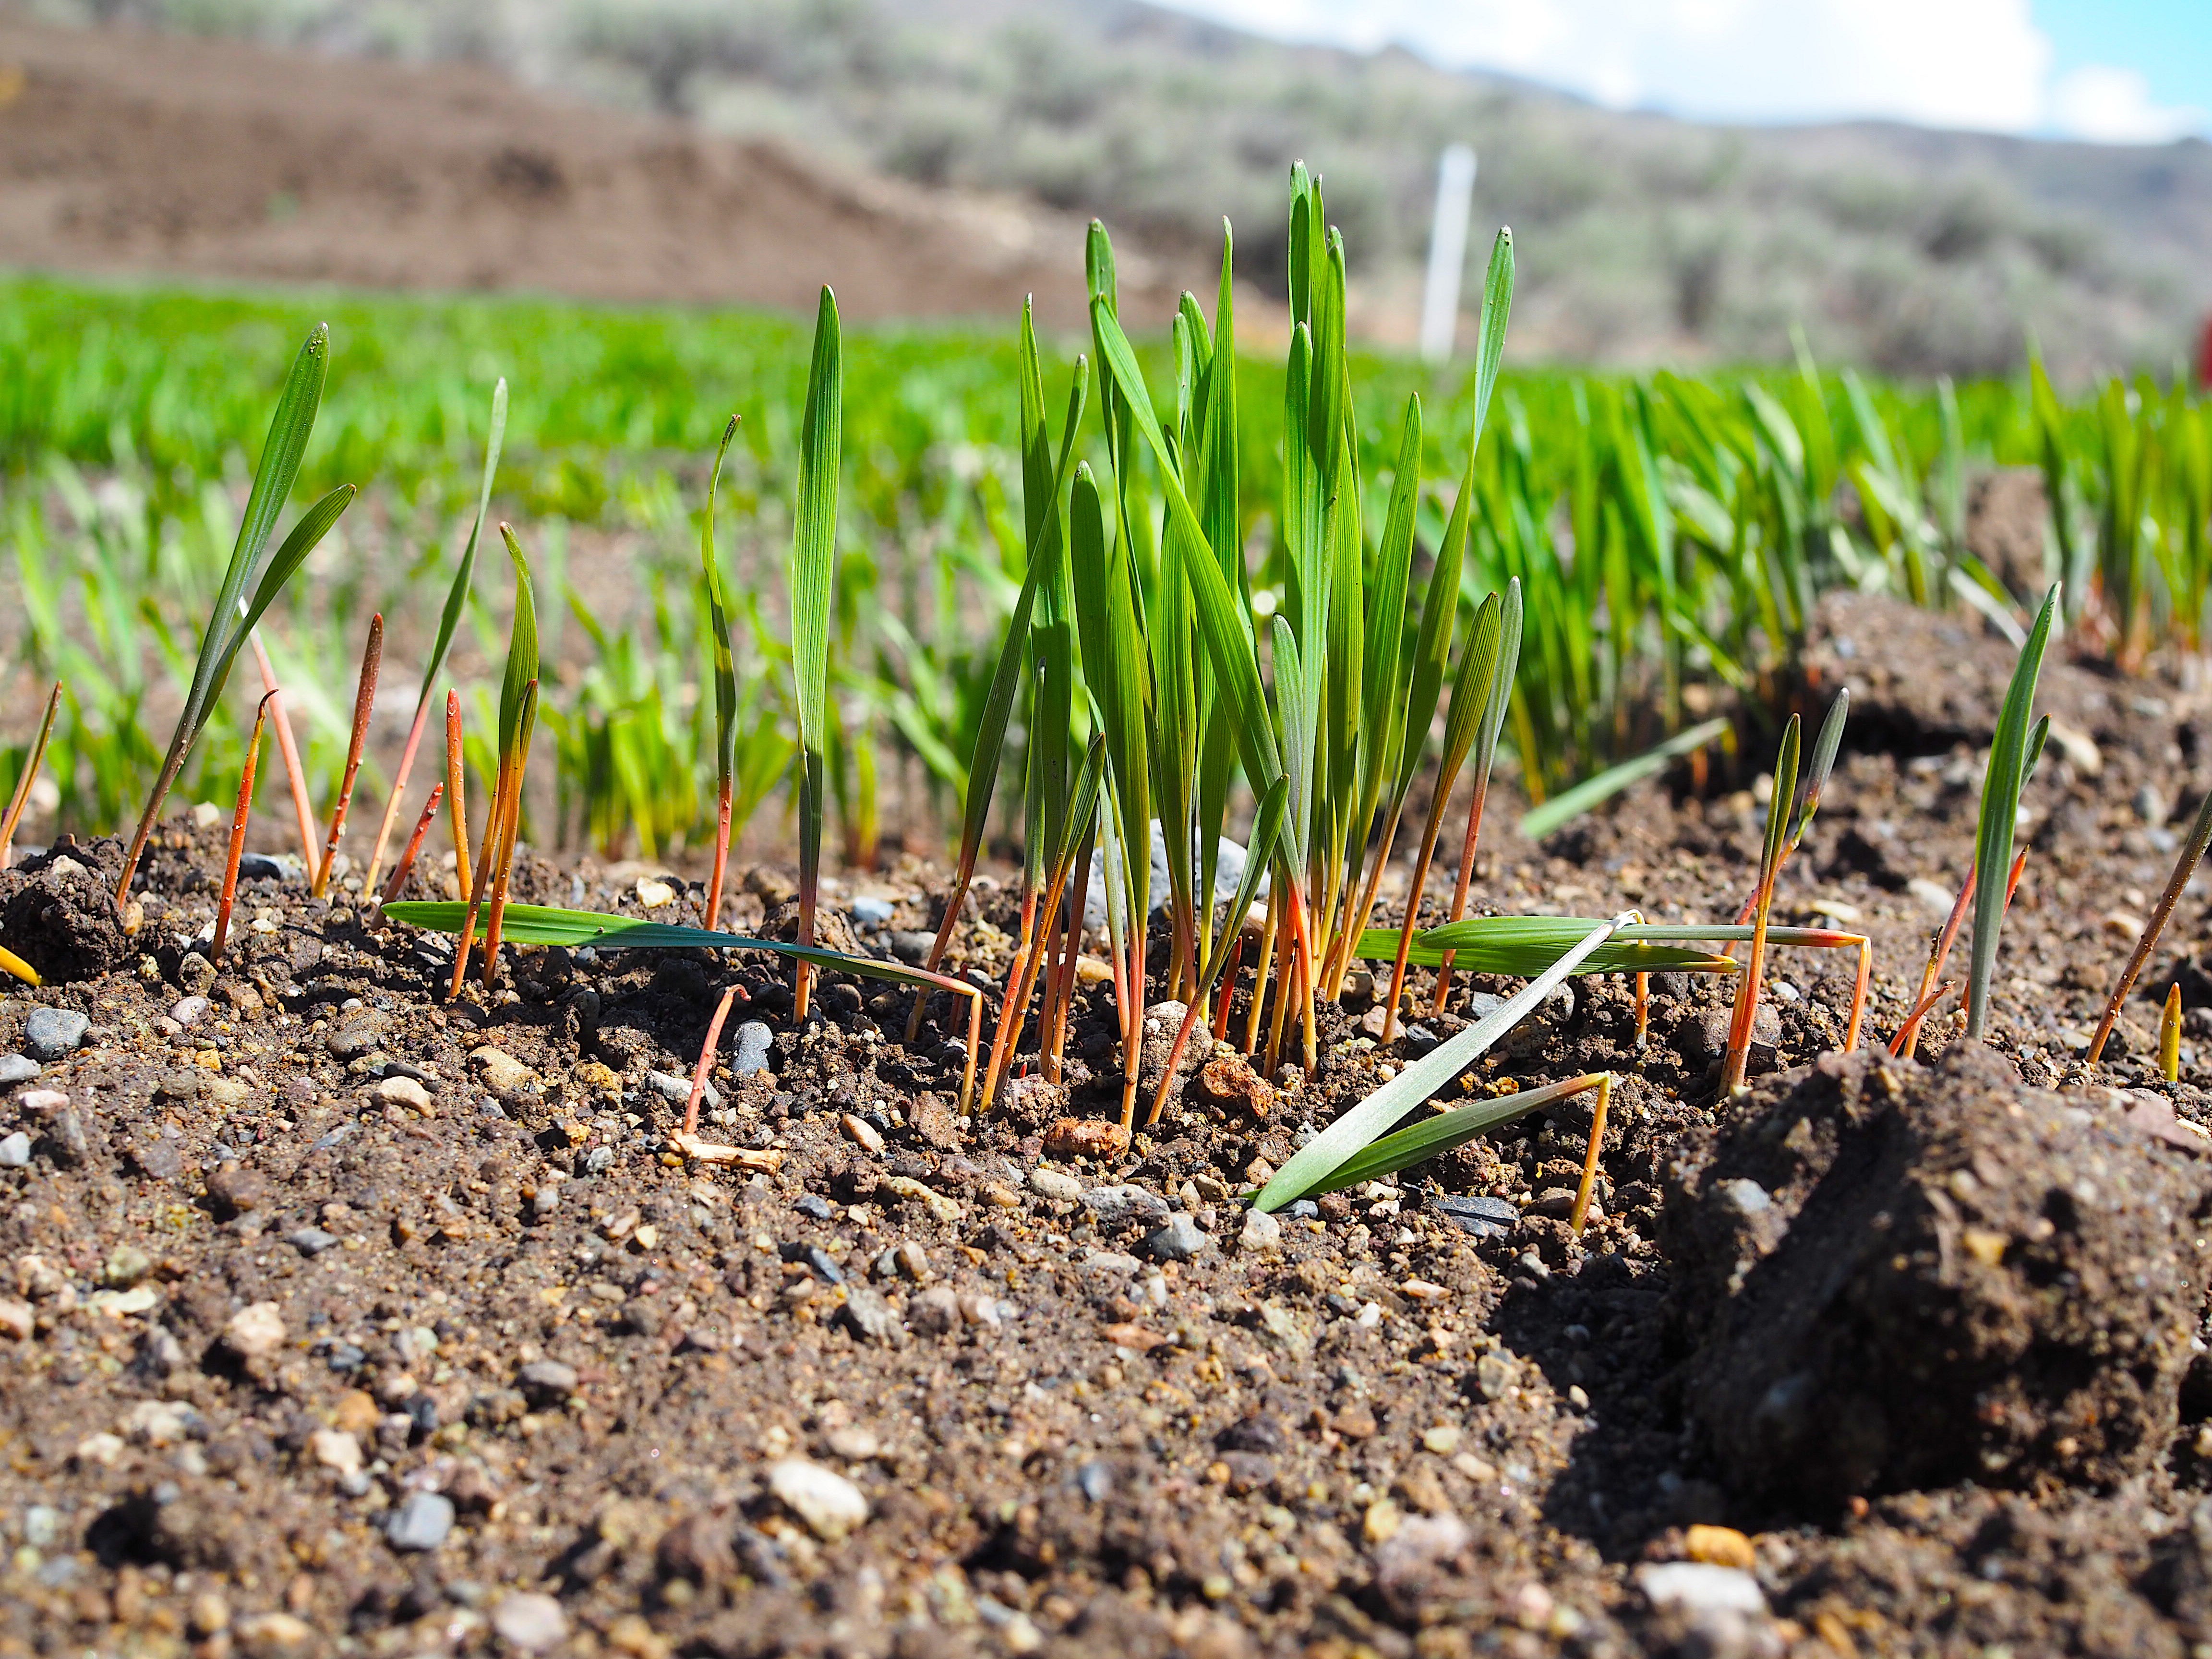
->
363 378 505 897
699 413 743 931
2088 768 2212 1064
448 526 539 994
1965 584 2059 1040
1254 913 1629 1212
790 288 842 1024
384 901 986 1112
113 324 355 906
0 680 60 869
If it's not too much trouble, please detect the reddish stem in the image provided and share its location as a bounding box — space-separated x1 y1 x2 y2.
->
315 613 383 897
445 691 472 905
251 635 319 874
685 986 742 1137
212 693 276 965
378 781 445 907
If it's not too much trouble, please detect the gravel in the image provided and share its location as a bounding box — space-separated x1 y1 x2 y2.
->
384 1491 455 1551
23 1009 89 1062
1141 1214 1213 1261
733 1021 774 1076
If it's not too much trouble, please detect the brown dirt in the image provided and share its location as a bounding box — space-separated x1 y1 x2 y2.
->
10 592 2212 1656
0 12 1183 327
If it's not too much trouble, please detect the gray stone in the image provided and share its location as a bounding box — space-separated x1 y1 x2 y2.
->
1238 1207 1283 1251
23 1009 88 1062
0 1133 29 1169
131 1139 184 1180
0 1055 40 1085
383 1491 455 1551
733 1022 775 1077
1076 1459 1113 1503
1431 1194 1519 1239
1141 1214 1213 1262
850 896 894 926
22 1505 62 1549
517 1359 579 1403
890 930 937 965
1468 985 1575 1062
908 1286 961 1335
648 1069 719 1109
288 1228 340 1258
839 1284 904 1346
490 1592 568 1653
1081 1184 1171 1229
1635 1562 1767 1616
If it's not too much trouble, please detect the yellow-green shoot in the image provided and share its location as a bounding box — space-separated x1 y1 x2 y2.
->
362 379 506 895
789 288 842 1023
114 324 353 907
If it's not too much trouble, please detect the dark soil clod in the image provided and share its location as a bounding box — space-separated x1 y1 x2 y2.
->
0 838 132 983
1665 1043 2211 1510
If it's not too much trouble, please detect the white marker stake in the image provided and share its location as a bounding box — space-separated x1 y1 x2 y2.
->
1419 144 1478 365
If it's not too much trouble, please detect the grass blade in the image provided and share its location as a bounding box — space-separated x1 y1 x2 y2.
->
1965 584 2059 1039
364 378 505 893
1520 716 1731 842
791 287 843 1020
1255 913 1628 1212
1306 1072 1606 1197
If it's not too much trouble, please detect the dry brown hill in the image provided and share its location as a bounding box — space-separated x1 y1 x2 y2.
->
0 12 1184 324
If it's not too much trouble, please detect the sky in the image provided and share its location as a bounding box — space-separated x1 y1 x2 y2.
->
1153 0 2211 144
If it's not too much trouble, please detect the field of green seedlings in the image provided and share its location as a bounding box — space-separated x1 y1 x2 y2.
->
1 223 2207 890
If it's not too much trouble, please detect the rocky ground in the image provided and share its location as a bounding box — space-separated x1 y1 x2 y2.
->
5 591 2212 1659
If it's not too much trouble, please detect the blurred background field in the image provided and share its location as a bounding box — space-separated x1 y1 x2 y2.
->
0 0 2208 873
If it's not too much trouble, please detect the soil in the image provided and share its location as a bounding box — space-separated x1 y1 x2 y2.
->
0 12 1187 328
9 590 2212 1657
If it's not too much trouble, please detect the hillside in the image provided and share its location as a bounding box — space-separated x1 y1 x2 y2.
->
0 10 1191 328
9 0 2212 376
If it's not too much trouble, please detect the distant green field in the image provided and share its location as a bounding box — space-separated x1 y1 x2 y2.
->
0 270 2202 868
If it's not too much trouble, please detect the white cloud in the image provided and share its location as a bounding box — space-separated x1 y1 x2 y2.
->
1158 0 2207 141
2050 64 2208 144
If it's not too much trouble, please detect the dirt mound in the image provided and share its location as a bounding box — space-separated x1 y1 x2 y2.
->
0 13 1170 325
1663 1044 2211 1511
0 836 131 983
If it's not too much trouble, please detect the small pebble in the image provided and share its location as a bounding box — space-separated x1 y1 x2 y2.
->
226 1302 286 1359
490 1593 569 1653
1029 1167 1082 1202
288 1228 340 1257
733 1021 775 1077
517 1359 579 1403
850 895 894 925
1239 1208 1283 1251
1635 1561 1767 1617
795 1194 833 1221
0 1054 39 1084
648 1069 720 1109
0 1133 29 1169
841 1113 885 1154
1287 1199 1321 1221
840 1284 903 1346
767 1458 869 1541
373 1075 434 1111
384 1491 455 1551
1082 1184 1171 1229
169 996 211 1027
1141 1214 1213 1262
23 1009 88 1062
